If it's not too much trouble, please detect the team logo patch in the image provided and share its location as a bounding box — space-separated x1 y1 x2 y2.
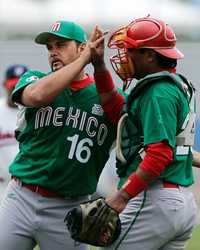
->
92 104 103 116
51 22 61 32
26 76 39 83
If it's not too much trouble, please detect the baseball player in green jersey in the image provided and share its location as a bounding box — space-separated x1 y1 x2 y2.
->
0 21 117 250
86 17 198 250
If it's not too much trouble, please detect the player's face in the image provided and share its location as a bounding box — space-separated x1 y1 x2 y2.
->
127 48 156 79
46 36 81 71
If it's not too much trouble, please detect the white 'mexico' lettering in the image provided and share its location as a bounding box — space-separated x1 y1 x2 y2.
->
35 107 52 129
66 107 80 128
53 107 65 126
34 106 109 146
86 117 98 137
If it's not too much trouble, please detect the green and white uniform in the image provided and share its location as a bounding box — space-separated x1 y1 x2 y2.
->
10 70 116 196
104 72 197 250
117 71 195 187
0 70 117 250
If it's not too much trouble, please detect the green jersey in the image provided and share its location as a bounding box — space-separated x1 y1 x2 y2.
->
10 70 117 197
117 72 195 188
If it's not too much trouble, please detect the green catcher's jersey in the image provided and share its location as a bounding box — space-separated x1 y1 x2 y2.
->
117 72 195 188
10 70 117 197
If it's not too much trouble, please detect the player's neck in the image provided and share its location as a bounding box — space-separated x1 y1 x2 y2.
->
74 71 87 81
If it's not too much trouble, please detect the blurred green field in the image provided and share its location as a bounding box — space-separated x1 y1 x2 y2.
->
185 224 200 250
34 224 200 250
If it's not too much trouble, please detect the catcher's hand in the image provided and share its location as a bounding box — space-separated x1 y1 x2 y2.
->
64 197 121 247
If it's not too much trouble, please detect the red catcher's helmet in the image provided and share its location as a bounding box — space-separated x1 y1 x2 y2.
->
108 16 184 90
125 17 184 59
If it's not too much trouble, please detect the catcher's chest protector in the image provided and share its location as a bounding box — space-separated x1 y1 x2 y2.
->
116 71 195 177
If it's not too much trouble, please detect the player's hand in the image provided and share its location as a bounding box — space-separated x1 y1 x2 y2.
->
105 189 130 213
90 26 107 67
81 26 108 66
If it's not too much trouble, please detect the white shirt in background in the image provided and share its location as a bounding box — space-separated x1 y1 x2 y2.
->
0 97 19 200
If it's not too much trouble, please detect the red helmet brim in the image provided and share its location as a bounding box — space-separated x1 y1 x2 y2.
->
154 48 184 59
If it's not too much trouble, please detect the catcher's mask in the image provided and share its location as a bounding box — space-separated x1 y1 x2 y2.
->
108 26 134 91
108 16 184 90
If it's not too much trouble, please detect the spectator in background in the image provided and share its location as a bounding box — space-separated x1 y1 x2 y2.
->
0 64 28 200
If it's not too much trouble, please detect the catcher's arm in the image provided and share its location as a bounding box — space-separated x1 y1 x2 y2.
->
107 142 173 213
192 150 200 168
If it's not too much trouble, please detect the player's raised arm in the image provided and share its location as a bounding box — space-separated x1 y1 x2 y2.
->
15 22 91 107
20 50 90 107
90 26 125 123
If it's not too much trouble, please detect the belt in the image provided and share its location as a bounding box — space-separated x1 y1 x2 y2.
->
12 176 62 198
162 181 179 188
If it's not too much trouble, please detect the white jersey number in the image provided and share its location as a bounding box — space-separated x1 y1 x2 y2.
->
67 134 93 163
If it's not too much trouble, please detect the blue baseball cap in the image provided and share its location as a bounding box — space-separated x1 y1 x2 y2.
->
4 64 28 89
35 20 87 44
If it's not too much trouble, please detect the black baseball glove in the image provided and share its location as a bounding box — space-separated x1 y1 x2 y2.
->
64 197 121 247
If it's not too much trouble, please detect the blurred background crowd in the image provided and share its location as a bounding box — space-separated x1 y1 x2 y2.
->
0 0 200 219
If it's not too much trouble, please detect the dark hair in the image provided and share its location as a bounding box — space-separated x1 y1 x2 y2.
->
154 51 177 68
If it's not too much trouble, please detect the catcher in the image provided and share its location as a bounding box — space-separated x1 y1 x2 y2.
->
65 17 198 250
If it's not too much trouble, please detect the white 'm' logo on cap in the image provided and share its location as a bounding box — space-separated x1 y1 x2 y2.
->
51 22 61 32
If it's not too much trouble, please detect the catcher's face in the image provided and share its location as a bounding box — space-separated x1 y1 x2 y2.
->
46 36 82 72
127 48 157 79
